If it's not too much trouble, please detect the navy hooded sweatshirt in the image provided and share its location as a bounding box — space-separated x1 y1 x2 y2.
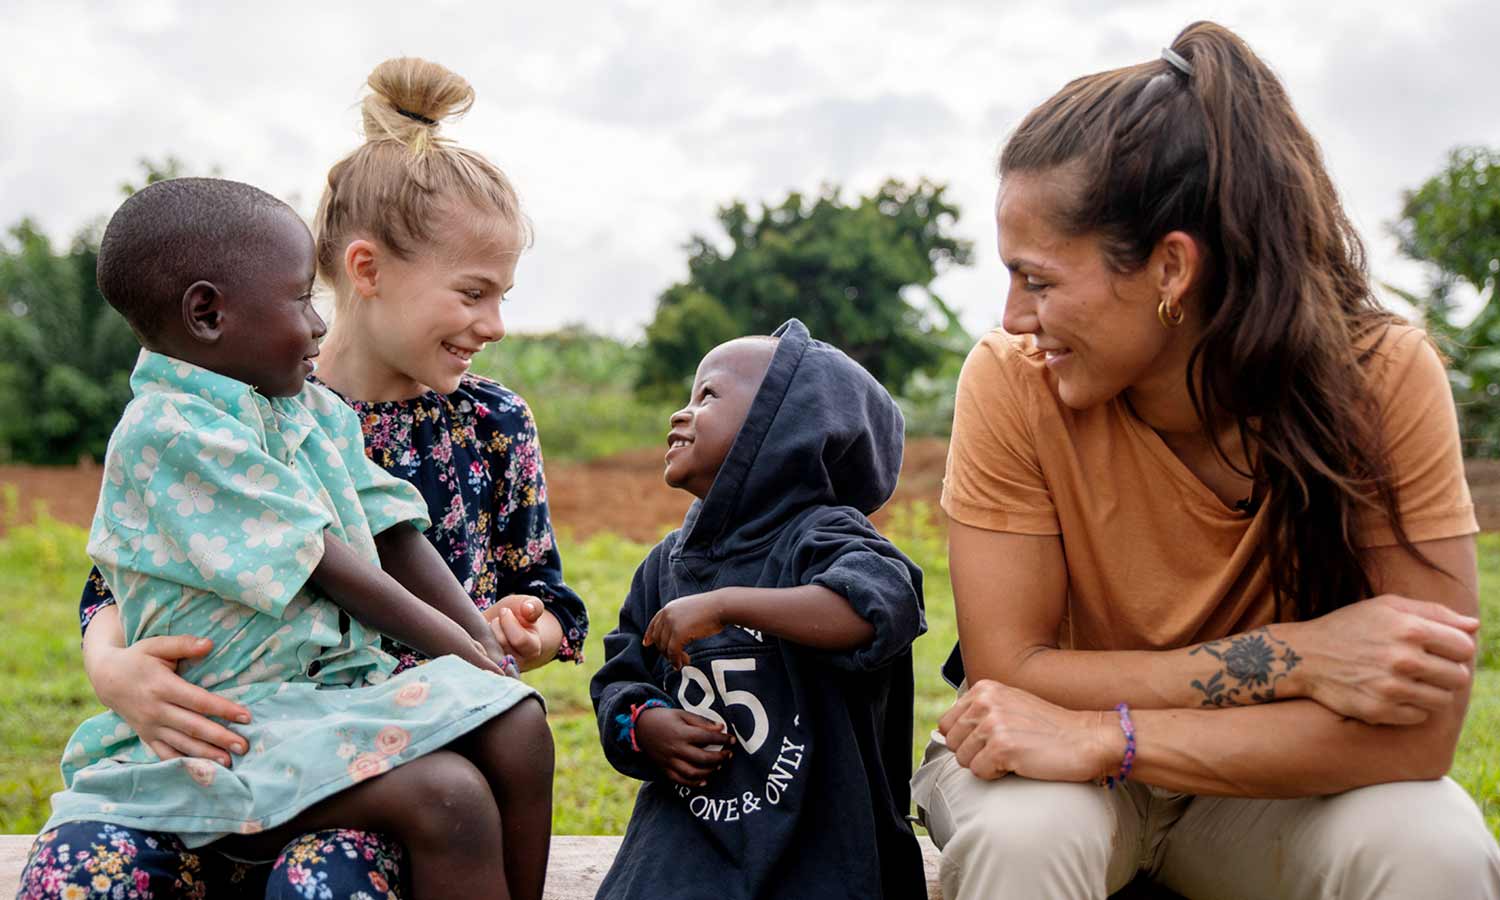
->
590 319 928 900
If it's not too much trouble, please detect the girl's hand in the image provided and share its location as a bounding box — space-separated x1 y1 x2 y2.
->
1284 594 1478 725
643 592 728 669
937 680 1123 783
455 635 507 677
634 708 735 787
87 635 251 767
482 595 546 670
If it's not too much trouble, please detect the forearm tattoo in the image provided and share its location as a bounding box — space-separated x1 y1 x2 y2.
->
1188 626 1303 707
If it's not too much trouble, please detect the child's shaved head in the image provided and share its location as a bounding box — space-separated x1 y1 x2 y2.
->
97 178 301 341
664 336 779 499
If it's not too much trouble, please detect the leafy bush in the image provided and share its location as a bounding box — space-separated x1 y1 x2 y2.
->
1393 146 1500 457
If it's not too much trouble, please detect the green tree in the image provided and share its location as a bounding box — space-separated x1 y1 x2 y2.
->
1393 146 1500 457
638 179 974 398
0 158 191 463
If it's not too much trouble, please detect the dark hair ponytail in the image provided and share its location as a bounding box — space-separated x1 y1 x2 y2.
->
1000 21 1429 621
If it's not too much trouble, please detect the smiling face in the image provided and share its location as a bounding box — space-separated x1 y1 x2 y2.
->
664 338 777 499
344 205 521 397
218 212 325 397
997 171 1195 412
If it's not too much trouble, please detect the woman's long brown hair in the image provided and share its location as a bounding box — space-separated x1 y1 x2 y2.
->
999 21 1430 621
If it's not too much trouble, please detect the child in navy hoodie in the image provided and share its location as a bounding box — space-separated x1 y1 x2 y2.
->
590 319 928 899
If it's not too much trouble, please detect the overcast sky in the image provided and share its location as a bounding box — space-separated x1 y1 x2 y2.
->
3 0 1497 337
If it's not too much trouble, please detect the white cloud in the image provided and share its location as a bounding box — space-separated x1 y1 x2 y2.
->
2 0 1495 337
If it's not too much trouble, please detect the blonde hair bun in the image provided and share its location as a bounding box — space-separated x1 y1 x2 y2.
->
361 57 475 151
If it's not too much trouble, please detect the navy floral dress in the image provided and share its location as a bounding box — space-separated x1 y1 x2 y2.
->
23 374 586 900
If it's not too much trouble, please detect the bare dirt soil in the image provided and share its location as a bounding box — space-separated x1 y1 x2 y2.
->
4 443 1496 541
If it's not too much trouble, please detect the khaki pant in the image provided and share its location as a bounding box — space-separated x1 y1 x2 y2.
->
911 734 1500 900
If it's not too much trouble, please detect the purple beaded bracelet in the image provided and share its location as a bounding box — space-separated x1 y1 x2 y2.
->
1104 702 1135 789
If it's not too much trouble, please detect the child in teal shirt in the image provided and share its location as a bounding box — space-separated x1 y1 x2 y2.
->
42 177 552 900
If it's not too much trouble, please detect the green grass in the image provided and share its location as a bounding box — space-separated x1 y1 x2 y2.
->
2 512 1497 838
1479 532 1499 671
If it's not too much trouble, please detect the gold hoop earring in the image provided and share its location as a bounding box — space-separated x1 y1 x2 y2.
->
1157 296 1184 329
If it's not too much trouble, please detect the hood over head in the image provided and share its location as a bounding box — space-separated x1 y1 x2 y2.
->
676 318 905 560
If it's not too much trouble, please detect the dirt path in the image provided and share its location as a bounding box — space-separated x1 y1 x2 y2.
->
4 444 1497 540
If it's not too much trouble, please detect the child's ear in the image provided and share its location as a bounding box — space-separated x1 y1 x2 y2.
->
344 239 380 299
182 280 225 344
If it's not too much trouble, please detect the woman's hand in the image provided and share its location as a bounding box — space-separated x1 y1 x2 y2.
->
937 680 1123 783
1283 594 1478 725
87 635 251 767
482 595 548 671
643 592 727 670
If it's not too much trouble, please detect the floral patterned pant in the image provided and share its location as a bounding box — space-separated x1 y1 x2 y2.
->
16 822 406 899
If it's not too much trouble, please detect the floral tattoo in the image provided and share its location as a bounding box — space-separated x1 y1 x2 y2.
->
1188 627 1303 707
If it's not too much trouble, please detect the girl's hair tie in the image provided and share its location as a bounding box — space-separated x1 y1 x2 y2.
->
396 107 438 126
1161 47 1194 78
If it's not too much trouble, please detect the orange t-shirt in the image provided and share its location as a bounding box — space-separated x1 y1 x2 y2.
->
940 323 1478 651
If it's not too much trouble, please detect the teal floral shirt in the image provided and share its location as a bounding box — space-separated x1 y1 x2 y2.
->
48 351 536 847
82 350 428 698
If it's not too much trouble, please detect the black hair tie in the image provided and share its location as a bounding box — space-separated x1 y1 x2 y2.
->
396 107 437 126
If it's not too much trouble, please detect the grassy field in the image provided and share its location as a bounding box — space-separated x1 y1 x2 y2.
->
1 507 1497 838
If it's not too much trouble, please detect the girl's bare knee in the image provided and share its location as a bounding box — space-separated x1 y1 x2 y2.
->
496 697 554 770
391 751 499 846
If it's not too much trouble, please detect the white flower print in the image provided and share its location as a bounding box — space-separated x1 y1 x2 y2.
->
155 402 191 436
236 565 286 612
294 532 322 569
111 490 150 530
104 455 125 487
208 603 251 633
168 472 217 516
197 427 249 467
227 657 286 687
197 389 228 412
187 534 232 580
237 393 261 421
121 400 147 430
336 742 358 760
243 510 292 548
132 446 161 483
231 463 280 499
323 434 351 466
141 531 186 567
87 528 129 568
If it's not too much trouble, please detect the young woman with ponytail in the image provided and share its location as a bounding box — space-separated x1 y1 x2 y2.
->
913 21 1500 898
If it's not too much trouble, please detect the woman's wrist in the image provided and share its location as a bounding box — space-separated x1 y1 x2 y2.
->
1086 708 1129 783
1266 621 1310 700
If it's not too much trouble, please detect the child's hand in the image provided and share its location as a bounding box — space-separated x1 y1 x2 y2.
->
483 595 546 670
455 635 507 677
634 707 735 787
643 591 727 669
90 636 250 768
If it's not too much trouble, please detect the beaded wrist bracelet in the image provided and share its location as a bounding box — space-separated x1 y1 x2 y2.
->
615 698 670 752
1103 702 1135 789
